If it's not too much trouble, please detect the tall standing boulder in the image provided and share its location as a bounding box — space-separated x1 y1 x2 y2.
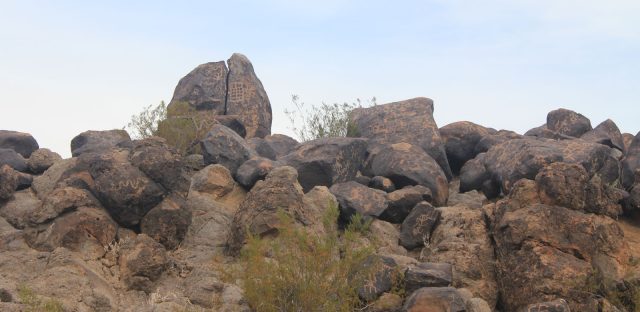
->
281 137 368 192
0 130 39 158
349 97 452 179
546 108 592 138
226 53 272 138
168 61 228 114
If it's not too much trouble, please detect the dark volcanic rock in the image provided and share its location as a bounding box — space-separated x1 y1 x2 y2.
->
369 176 396 193
0 130 39 158
263 134 299 158
246 137 277 160
119 234 169 293
546 108 592 137
622 132 640 189
399 202 440 250
404 262 453 294
523 299 571 312
357 255 398 302
440 121 491 174
80 149 165 227
0 148 27 172
380 185 432 224
0 164 19 200
71 129 132 157
349 97 452 179
366 143 448 206
226 53 272 138
129 137 190 195
403 287 466 312
200 124 255 175
141 196 192 250
623 133 635 153
235 157 277 189
26 148 62 174
329 181 388 222
215 114 247 138
281 137 367 192
226 166 305 255
473 130 522 154
459 155 489 193
168 61 228 115
580 119 624 151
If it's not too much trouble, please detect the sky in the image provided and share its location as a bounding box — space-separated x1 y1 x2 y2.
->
1 0 639 157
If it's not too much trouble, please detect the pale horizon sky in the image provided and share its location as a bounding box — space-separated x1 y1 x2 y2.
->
1 1 639 157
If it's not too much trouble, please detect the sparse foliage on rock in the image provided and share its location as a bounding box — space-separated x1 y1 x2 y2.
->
126 101 167 139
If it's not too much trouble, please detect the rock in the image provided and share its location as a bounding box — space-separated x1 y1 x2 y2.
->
354 174 372 186
546 108 592 137
246 137 277 160
623 133 635 153
525 124 575 140
70 129 132 157
459 155 489 193
200 124 255 175
0 165 18 200
215 114 248 138
80 149 165 227
263 134 299 158
423 205 498 306
25 207 117 259
31 158 82 199
301 186 338 236
366 143 449 206
358 255 398 301
581 119 625 151
0 148 28 173
329 181 388 222
189 164 236 199
29 186 100 224
473 130 522 154
226 166 305 255
0 189 40 228
119 234 169 293
14 172 32 190
183 154 205 171
226 53 272 138
129 137 190 195
369 219 407 255
622 132 640 188
349 97 452 179
381 186 432 224
399 202 440 250
466 298 492 312
624 184 640 215
235 157 277 189
168 61 228 115
281 137 368 192
402 287 466 312
447 179 486 209
369 292 403 312
0 130 38 158
535 162 624 217
370 176 396 193
26 148 61 174
404 262 453 294
141 197 192 250
440 121 491 174
492 201 630 310
523 299 571 312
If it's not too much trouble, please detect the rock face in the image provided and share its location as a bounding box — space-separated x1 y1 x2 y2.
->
167 53 272 139
0 130 39 158
366 143 448 206
200 124 255 175
281 137 368 192
399 202 440 250
70 129 132 157
546 108 593 137
349 97 452 179
226 166 305 255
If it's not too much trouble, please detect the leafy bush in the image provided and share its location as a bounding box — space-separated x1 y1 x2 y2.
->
239 202 376 312
17 285 64 312
285 95 375 142
126 101 167 139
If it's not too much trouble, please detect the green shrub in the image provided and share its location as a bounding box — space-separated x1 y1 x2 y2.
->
126 101 167 139
284 95 375 142
346 212 372 234
239 203 375 312
17 285 64 312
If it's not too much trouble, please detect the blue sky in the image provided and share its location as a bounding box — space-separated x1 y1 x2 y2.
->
1 0 639 157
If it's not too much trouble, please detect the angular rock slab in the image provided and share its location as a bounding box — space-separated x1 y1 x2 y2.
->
349 97 452 179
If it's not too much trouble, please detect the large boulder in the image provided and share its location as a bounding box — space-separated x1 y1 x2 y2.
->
366 143 448 206
404 262 453 294
200 124 255 175
226 166 305 255
129 137 190 195
622 132 640 189
246 137 277 160
118 234 169 293
358 255 399 302
440 121 491 174
329 181 388 222
546 108 592 137
70 129 132 157
402 287 466 312
235 157 277 189
0 130 38 158
26 148 61 174
623 133 635 153
226 53 272 138
168 61 228 114
263 134 299 158
281 137 368 192
349 97 452 179
189 164 236 199
581 119 625 151
380 185 432 223
0 165 19 200
140 196 191 250
0 148 27 172
399 202 440 250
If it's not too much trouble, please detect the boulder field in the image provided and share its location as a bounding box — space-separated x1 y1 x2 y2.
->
0 54 639 311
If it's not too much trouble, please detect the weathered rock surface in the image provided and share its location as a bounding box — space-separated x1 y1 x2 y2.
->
263 134 299 158
370 176 396 193
402 287 466 312
523 299 571 312
129 137 190 195
26 148 61 174
119 234 169 293
622 132 640 189
330 181 388 222
547 108 592 137
380 185 432 223
440 121 491 174
70 129 132 157
141 196 191 250
404 262 453 294
235 157 277 189
581 119 625 151
0 130 39 158
399 202 440 250
281 137 367 192
246 137 277 160
366 143 448 206
0 165 19 200
0 149 27 172
168 61 228 114
349 97 452 179
358 255 398 302
200 124 255 175
226 53 272 138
